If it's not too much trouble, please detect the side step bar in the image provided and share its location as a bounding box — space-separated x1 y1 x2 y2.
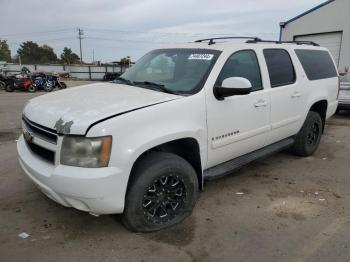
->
203 138 295 181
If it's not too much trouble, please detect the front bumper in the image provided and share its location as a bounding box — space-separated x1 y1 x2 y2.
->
17 135 127 214
337 99 350 110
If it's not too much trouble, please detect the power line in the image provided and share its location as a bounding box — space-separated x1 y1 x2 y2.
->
0 28 75 38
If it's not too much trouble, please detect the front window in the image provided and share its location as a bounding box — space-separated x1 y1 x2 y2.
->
116 49 221 95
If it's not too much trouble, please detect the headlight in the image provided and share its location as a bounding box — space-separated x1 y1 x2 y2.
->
60 136 112 168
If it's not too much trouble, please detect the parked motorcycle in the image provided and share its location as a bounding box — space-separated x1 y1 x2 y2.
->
5 75 36 93
32 73 67 91
45 75 67 90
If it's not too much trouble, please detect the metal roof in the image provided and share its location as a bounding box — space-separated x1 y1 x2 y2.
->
281 0 335 26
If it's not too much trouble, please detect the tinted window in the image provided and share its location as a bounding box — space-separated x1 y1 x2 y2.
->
216 50 262 91
295 50 338 80
263 49 296 87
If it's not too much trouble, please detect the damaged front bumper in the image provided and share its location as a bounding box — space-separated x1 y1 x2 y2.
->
17 135 126 214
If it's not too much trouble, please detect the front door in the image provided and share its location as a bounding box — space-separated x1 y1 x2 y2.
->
206 49 270 168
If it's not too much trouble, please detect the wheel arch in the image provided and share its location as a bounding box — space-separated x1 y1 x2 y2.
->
127 137 204 192
309 100 328 131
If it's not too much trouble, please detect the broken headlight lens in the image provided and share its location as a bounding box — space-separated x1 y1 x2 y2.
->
60 136 112 168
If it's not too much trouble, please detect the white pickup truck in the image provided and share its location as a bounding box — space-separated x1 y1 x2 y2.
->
18 37 339 232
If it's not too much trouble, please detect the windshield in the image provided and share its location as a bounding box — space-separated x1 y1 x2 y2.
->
116 48 221 95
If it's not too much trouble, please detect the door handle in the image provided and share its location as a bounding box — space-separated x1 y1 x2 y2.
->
254 100 268 108
291 92 302 98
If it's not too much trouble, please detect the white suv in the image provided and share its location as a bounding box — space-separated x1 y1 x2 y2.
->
17 37 339 232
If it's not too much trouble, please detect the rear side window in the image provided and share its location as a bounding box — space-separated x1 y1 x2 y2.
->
295 49 337 80
263 49 296 88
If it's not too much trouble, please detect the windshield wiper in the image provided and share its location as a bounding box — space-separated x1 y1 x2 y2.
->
115 77 134 86
134 81 177 94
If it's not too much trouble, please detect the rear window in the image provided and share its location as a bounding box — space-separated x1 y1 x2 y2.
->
295 49 337 80
263 49 296 88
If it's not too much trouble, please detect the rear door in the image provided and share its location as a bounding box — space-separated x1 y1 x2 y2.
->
263 48 305 144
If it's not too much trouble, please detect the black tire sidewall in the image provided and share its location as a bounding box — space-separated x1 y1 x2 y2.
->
123 152 198 232
294 111 322 156
5 85 14 92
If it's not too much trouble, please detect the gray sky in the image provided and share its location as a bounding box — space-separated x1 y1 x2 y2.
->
1 0 326 63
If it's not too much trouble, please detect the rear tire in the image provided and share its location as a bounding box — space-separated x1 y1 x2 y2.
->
28 85 37 93
292 111 322 157
0 81 5 90
5 84 14 92
43 82 53 92
122 152 199 233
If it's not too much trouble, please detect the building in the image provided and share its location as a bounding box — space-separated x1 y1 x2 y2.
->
280 0 349 73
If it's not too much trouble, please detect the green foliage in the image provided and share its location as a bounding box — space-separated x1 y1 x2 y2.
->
120 56 131 65
60 47 80 65
17 41 58 64
0 39 11 62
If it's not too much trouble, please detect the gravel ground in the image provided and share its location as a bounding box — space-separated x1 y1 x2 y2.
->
0 83 350 262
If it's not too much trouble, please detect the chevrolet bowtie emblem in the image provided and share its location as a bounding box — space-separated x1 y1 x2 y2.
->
23 128 34 143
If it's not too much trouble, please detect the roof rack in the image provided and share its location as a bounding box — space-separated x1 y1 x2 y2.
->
194 36 262 45
246 39 320 46
194 36 319 46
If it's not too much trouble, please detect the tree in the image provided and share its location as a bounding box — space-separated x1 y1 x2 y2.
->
60 47 80 65
120 56 131 66
0 40 11 62
17 41 58 64
41 44 58 64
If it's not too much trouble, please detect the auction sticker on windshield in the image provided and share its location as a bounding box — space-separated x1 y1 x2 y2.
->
188 54 214 60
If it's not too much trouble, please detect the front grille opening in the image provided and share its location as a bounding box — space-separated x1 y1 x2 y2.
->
26 140 55 164
23 116 58 144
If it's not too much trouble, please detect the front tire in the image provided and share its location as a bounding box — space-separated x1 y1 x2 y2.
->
122 152 199 233
58 82 67 89
292 111 322 157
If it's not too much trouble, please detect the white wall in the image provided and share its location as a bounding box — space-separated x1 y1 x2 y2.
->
0 63 124 80
281 0 350 72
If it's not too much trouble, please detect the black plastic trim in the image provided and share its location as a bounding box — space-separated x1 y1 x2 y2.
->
203 137 295 181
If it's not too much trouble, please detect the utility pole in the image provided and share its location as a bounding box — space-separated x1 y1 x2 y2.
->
77 28 84 64
92 49 95 64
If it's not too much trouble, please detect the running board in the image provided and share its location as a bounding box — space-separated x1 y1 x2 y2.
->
203 138 295 181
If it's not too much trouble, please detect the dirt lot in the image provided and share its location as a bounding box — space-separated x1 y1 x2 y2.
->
1 82 350 262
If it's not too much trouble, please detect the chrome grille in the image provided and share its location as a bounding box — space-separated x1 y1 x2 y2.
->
22 116 58 144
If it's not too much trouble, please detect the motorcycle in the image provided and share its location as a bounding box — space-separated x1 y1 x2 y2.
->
5 75 36 93
33 73 67 91
45 75 67 90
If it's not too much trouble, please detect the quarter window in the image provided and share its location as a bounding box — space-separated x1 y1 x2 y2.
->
295 49 337 80
263 49 296 87
216 50 263 91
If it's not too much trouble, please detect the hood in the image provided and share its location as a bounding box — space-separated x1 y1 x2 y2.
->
24 82 180 135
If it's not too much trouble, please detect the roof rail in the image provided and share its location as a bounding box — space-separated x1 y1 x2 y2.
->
246 39 320 46
194 36 262 45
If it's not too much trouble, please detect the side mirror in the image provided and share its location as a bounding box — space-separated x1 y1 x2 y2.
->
214 77 252 100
